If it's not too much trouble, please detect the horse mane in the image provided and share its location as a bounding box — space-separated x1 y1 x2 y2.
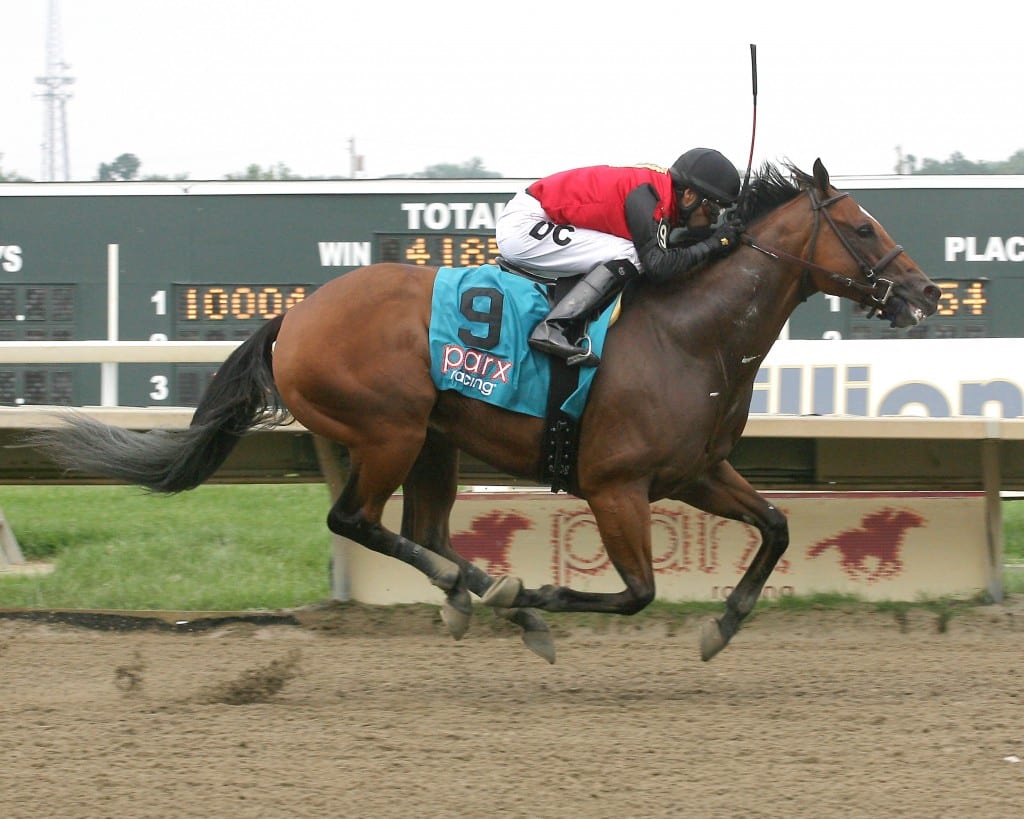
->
735 161 813 224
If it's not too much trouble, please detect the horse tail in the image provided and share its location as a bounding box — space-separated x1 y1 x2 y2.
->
34 314 288 493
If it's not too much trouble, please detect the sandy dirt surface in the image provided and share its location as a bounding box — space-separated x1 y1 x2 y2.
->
2 599 1024 818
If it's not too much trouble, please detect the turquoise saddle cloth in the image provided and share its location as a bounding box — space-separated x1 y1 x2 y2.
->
428 264 615 420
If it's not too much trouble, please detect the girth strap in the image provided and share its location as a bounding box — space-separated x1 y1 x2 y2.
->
540 276 581 494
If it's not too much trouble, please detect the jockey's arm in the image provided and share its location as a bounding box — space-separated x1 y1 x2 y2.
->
624 184 729 284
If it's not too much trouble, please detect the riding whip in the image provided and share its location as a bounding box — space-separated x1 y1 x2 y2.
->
742 43 758 193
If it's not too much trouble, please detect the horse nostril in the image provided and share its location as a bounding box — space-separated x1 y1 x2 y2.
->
924 284 941 304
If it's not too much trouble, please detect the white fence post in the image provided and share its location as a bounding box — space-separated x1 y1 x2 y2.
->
0 508 25 568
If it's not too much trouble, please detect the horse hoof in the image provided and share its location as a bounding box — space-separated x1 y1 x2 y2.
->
699 617 729 662
481 575 523 608
440 588 472 640
494 607 556 663
521 625 556 664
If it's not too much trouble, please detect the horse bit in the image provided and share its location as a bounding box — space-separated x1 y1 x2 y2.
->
744 186 904 316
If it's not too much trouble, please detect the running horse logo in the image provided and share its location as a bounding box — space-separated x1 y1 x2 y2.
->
807 508 925 582
451 511 534 576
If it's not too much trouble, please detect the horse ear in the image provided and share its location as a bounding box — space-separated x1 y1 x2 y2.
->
812 158 830 190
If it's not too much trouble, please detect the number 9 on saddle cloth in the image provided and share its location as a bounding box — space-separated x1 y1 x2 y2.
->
427 262 621 490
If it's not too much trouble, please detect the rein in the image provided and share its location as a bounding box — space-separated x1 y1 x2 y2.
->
743 187 903 313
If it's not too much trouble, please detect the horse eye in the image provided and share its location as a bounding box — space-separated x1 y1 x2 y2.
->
855 224 874 238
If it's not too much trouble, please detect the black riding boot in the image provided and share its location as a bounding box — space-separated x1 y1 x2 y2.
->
529 259 639 367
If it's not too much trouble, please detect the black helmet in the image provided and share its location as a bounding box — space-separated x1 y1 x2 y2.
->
669 148 741 204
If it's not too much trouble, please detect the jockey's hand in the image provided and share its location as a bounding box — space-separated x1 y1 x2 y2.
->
708 222 742 257
725 208 746 231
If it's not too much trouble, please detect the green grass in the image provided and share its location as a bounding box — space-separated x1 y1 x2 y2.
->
2 486 1023 610
0 484 332 610
1003 498 1024 563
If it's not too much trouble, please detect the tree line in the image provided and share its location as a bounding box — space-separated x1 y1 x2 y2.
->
898 149 1024 175
4 149 1024 182
0 153 502 182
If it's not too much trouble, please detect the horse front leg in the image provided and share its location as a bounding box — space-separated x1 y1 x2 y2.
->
673 459 789 661
401 429 555 663
482 483 657 615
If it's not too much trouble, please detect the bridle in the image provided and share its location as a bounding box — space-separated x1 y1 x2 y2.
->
743 185 904 315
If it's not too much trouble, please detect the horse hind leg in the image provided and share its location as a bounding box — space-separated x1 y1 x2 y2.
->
325 441 471 634
401 429 556 663
674 460 789 661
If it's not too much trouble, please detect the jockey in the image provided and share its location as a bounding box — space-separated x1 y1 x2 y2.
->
496 147 744 366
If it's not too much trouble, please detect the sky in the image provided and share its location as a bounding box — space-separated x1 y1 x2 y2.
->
2 0 1024 183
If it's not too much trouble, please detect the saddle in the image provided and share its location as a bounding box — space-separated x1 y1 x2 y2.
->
494 255 576 285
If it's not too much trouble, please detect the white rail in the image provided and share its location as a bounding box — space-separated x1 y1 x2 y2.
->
0 341 239 406
0 340 239 364
2 369 1023 601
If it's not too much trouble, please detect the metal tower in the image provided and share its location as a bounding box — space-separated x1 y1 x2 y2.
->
35 0 74 181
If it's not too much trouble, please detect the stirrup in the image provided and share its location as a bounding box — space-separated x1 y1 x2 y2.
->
566 335 599 367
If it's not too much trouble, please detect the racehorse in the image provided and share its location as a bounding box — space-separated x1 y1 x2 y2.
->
33 159 941 664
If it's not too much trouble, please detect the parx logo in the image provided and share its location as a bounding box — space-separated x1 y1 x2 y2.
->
440 343 514 397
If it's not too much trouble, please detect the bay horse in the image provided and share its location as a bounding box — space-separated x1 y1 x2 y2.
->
33 159 941 664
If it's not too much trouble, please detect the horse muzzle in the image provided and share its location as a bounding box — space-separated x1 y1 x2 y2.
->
880 282 942 328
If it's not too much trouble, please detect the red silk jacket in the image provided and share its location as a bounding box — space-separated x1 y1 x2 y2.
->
527 165 676 238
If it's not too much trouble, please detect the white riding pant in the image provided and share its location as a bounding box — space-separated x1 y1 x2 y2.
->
495 191 640 275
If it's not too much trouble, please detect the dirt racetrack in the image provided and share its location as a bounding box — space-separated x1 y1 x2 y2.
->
2 599 1024 818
